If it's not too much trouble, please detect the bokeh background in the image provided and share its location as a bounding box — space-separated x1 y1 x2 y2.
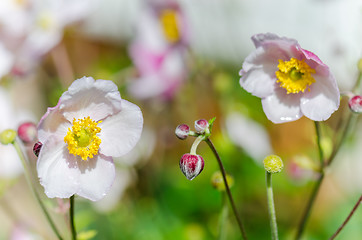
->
0 0 361 239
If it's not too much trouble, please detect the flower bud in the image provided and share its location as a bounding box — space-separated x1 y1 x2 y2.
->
263 155 283 174
194 119 209 134
179 153 204 180
17 122 37 144
175 124 190 140
33 141 42 157
211 171 234 191
0 129 17 145
348 95 362 113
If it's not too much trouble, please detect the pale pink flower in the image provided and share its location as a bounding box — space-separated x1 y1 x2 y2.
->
128 0 188 100
239 33 340 123
37 76 143 201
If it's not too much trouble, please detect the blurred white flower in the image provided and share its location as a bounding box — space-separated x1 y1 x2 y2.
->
225 112 272 163
0 0 97 77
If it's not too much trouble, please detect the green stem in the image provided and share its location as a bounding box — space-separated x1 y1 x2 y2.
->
295 121 326 240
205 138 248 240
190 135 204 155
266 172 279 240
218 193 229 240
329 195 362 240
13 140 63 240
70 195 77 240
314 121 324 168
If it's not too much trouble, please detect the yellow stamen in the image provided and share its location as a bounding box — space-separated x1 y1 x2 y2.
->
37 12 54 30
14 0 26 6
159 9 180 43
275 58 316 94
64 117 102 161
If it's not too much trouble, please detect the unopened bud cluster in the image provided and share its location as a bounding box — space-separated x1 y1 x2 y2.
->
175 118 211 140
176 118 214 180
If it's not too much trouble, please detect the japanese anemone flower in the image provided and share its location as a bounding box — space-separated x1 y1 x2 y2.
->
239 33 340 123
37 77 143 201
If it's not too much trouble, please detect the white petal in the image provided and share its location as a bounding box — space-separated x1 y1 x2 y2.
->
60 77 123 121
240 45 288 98
37 138 80 199
37 103 70 143
300 73 340 121
77 154 115 201
262 88 303 123
240 65 277 98
98 99 143 157
92 168 134 212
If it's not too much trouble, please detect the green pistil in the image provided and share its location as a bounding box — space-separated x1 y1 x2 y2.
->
289 68 303 81
75 129 91 147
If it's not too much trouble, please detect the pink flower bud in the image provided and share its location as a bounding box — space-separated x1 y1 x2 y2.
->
179 153 204 180
194 119 209 133
348 95 362 113
175 124 190 140
33 141 42 157
17 122 37 144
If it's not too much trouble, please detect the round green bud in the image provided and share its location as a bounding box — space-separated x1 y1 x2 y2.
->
0 129 17 145
211 171 234 191
263 155 284 174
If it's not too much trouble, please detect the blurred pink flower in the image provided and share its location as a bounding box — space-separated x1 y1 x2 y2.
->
37 76 143 201
239 33 340 123
128 0 188 100
10 223 42 240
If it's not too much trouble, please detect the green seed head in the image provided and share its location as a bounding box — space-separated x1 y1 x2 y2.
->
263 155 284 174
0 129 17 145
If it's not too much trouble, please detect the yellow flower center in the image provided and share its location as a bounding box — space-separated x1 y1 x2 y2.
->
64 117 102 160
37 12 55 30
159 9 180 43
275 58 316 94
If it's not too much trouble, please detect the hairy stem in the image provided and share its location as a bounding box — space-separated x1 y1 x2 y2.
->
266 172 279 240
329 195 362 240
205 138 248 240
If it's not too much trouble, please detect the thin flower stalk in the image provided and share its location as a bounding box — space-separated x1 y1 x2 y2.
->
13 139 63 240
70 195 77 240
205 138 248 240
329 195 362 240
266 172 279 240
296 73 361 239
